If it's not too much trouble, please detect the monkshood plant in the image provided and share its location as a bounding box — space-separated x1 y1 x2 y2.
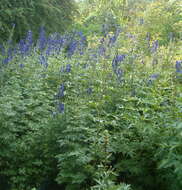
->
0 17 182 190
44 38 181 190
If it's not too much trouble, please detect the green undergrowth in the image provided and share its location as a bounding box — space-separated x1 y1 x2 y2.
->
0 39 182 190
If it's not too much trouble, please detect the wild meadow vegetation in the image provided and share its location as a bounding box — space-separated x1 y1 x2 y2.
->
0 0 182 189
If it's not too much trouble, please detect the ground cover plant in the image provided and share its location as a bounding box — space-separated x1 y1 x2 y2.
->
0 0 182 190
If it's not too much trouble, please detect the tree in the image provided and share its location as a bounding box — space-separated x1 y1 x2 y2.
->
0 0 78 43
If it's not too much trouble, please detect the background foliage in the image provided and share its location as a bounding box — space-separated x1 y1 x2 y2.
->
0 0 77 43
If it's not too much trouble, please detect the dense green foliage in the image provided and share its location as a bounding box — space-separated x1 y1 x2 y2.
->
0 0 182 190
0 0 77 42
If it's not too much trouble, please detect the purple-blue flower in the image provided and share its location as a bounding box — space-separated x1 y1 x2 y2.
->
108 28 121 46
12 23 16 28
2 47 13 64
109 35 117 45
175 61 182 73
2 57 11 64
100 38 105 44
148 73 160 85
39 54 48 68
98 46 106 56
87 87 93 95
57 84 65 98
150 74 160 79
58 103 65 113
67 40 77 57
65 64 71 72
19 39 26 56
18 32 33 57
19 64 25 68
116 54 126 62
151 40 159 53
112 54 126 71
77 31 83 37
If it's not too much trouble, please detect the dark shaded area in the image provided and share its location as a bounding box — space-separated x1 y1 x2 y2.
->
0 175 10 190
0 0 78 43
38 178 65 190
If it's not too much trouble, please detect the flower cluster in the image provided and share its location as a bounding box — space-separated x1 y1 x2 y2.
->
1 26 180 116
